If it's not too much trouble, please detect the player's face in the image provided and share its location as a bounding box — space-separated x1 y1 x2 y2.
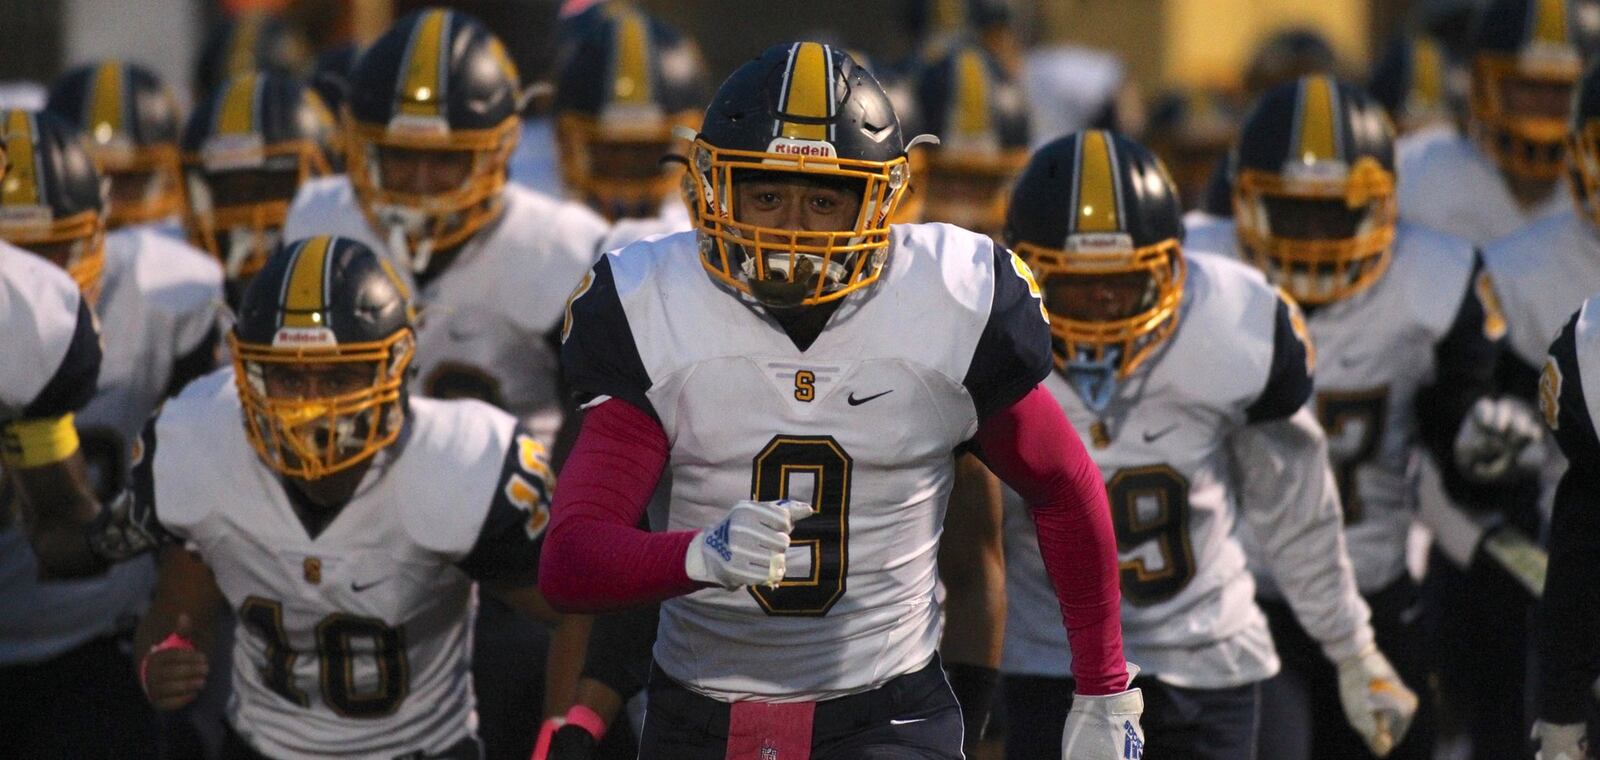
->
591 138 674 181
377 146 475 194
734 176 863 233
107 168 167 209
207 167 301 207
1045 271 1157 322
262 361 374 400
1261 196 1364 240
1501 75 1573 121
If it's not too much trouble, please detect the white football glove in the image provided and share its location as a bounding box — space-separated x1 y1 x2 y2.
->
684 499 813 590
1330 639 1419 757
1454 396 1546 483
1533 720 1589 760
1061 664 1144 760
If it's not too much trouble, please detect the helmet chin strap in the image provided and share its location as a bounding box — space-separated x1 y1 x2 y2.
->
377 205 436 273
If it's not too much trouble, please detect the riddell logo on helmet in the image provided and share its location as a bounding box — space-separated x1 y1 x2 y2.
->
272 327 338 348
766 138 837 161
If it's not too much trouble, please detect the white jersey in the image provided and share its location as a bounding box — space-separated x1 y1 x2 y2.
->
136 380 551 760
1004 253 1334 688
1190 221 1483 591
1482 209 1600 515
0 230 221 665
510 117 562 197
1397 134 1568 244
1023 45 1123 146
562 223 1053 701
284 177 608 444
0 241 90 419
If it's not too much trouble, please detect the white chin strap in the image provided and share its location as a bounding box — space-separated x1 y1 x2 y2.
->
226 225 279 279
374 204 437 273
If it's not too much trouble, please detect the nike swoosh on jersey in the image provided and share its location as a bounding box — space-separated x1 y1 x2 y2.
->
1143 424 1178 443
888 718 928 725
846 390 893 406
351 578 388 592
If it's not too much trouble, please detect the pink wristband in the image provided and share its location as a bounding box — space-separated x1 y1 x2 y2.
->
139 631 197 694
564 704 607 740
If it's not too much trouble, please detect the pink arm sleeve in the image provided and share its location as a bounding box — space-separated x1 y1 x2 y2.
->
537 397 700 612
973 384 1127 695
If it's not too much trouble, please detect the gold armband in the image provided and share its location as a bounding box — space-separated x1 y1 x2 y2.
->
1 413 81 468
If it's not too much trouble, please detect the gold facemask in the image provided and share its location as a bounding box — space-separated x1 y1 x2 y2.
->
684 137 910 307
1233 156 1397 305
230 330 415 481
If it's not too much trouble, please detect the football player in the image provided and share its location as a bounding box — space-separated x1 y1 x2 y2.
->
1144 88 1239 213
540 42 1143 759
0 108 220 756
551 3 707 225
192 11 309 102
133 235 556 759
1001 129 1416 759
915 38 1029 240
1367 31 1465 141
1186 75 1533 759
46 60 186 234
282 11 609 759
181 71 338 309
1532 295 1600 760
1397 0 1593 243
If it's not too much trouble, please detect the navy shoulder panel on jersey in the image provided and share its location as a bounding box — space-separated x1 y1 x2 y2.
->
1546 310 1600 464
1245 294 1315 423
23 298 102 420
963 247 1052 421
128 414 179 546
456 424 550 585
560 255 657 419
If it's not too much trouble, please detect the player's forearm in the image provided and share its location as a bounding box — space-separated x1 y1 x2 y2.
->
938 454 1005 669
15 456 105 578
1233 411 1373 652
538 397 697 611
1537 464 1600 723
544 614 593 716
974 385 1126 695
136 546 224 656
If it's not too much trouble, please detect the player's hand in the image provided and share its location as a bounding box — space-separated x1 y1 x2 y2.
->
1334 644 1418 757
141 614 208 711
685 499 813 589
1061 665 1144 760
1533 720 1590 760
1454 396 1545 483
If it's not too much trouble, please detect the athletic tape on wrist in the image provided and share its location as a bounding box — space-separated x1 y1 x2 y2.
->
1 413 80 468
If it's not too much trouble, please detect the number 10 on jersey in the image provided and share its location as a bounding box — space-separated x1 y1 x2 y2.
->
748 435 853 616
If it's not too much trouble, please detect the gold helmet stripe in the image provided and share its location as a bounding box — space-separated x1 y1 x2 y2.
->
216 71 261 136
280 235 334 328
954 48 992 139
1072 130 1121 233
228 14 263 79
398 9 450 118
1533 0 1569 44
87 60 125 139
1 111 42 207
611 7 652 106
1294 76 1341 163
776 42 833 141
1412 38 1444 108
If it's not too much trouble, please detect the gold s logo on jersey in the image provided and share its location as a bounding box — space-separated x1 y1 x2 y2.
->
1540 356 1562 430
794 370 816 402
303 557 322 584
561 270 596 344
1476 272 1508 341
1008 251 1048 323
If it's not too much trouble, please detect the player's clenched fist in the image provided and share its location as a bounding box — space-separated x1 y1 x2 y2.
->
141 613 208 711
685 499 814 589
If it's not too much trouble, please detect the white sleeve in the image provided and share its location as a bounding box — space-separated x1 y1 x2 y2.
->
1232 406 1375 658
